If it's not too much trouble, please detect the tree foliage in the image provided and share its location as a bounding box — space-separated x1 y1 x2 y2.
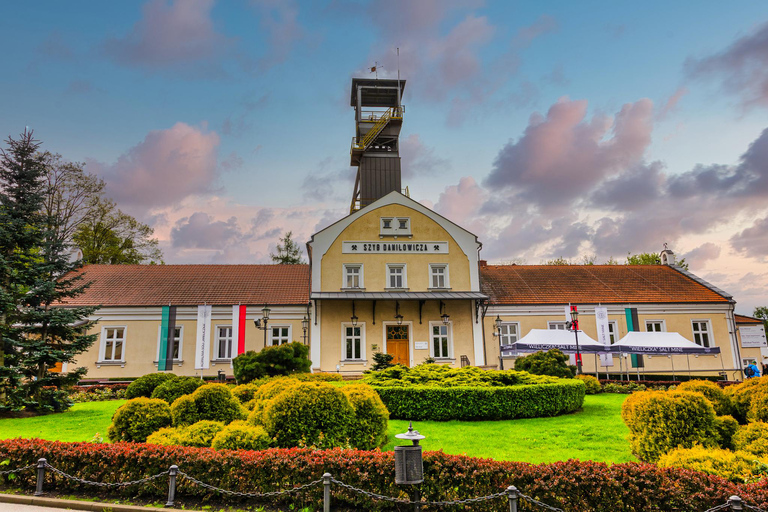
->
73 198 162 264
626 252 689 270
0 130 99 412
754 307 768 333
270 231 305 264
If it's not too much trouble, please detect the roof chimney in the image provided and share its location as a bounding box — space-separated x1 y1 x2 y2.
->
479 260 487 267
660 243 676 266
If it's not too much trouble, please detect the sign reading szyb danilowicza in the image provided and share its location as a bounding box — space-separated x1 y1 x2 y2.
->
342 241 448 254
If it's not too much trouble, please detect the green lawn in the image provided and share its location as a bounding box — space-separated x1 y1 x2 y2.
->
0 400 126 443
0 394 634 464
384 393 634 464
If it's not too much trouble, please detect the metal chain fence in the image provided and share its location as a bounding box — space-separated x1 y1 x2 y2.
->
0 458 765 511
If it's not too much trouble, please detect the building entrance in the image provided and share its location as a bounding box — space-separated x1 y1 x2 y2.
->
386 324 409 366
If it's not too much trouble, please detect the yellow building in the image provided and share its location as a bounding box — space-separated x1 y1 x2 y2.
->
65 77 760 381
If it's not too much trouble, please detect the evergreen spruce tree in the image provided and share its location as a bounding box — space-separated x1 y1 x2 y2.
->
270 231 305 264
0 130 98 411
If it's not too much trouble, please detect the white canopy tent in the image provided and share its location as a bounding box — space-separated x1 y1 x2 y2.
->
500 328 608 355
612 331 722 379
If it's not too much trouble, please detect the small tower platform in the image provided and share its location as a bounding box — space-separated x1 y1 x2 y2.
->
349 78 406 212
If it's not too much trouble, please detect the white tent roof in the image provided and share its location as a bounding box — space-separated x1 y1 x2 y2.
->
500 328 608 354
612 331 721 355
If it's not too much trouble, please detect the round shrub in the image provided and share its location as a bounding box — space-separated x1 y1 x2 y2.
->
734 422 768 456
658 445 768 483
725 377 767 423
108 398 172 443
621 390 719 462
295 372 343 382
125 373 176 399
575 375 601 394
183 420 225 447
715 415 739 450
677 380 731 416
232 342 311 383
211 422 271 451
146 427 187 446
231 383 261 403
151 376 205 404
263 382 353 449
748 387 768 423
171 384 246 426
514 349 575 379
341 384 389 450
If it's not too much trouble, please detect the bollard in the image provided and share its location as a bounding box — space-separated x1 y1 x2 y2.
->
507 485 519 512
729 495 744 512
323 473 331 512
34 458 46 496
166 465 178 507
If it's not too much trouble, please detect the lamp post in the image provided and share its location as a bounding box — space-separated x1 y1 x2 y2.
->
495 315 503 370
394 421 425 511
395 301 403 325
569 305 583 375
253 304 271 348
302 315 309 344
440 301 450 325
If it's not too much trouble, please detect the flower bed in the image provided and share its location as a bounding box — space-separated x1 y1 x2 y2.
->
2 438 768 511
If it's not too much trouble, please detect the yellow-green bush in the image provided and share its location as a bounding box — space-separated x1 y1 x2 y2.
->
254 377 299 401
658 445 768 483
231 383 261 403
734 422 768 456
211 422 271 451
725 377 768 423
262 382 353 449
182 420 225 447
715 415 739 450
294 372 343 382
170 384 246 426
677 380 731 416
748 387 768 423
621 390 719 462
341 384 389 450
150 376 205 404
146 426 186 446
576 375 601 394
107 398 172 443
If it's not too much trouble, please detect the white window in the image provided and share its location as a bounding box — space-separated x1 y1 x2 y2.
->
692 320 712 348
215 325 233 360
156 325 183 361
499 322 519 345
270 326 291 346
342 323 365 360
431 322 452 359
101 327 126 362
429 264 449 289
645 321 666 332
387 264 407 289
608 321 618 344
548 322 567 330
343 264 363 289
380 217 411 235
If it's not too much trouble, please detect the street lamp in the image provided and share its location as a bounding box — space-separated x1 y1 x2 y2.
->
253 304 271 348
395 301 403 325
302 315 309 344
350 300 358 328
440 300 450 325
568 305 583 375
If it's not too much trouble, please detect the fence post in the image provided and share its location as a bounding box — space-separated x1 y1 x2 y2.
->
165 465 178 508
506 485 519 512
323 473 331 512
729 495 744 511
34 458 46 496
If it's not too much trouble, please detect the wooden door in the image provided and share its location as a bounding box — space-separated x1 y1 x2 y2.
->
386 325 409 366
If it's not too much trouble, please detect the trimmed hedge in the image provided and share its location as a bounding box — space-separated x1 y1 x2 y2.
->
372 380 585 421
658 445 768 483
4 438 768 511
124 373 176 399
151 376 205 405
107 398 172 443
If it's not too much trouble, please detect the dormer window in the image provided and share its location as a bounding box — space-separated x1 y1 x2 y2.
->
380 217 411 236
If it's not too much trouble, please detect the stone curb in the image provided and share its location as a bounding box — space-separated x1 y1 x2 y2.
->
0 493 179 511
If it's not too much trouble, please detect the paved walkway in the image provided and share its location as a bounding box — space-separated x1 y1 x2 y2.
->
0 494 180 511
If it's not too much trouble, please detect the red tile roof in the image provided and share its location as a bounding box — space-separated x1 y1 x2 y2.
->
735 314 763 324
63 265 309 306
480 265 731 305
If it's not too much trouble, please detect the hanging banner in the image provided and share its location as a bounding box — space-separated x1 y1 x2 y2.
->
595 307 610 346
564 306 571 323
600 353 615 367
195 305 212 370
158 305 177 371
232 305 247 356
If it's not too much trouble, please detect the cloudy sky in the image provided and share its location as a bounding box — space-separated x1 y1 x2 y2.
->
2 1 768 314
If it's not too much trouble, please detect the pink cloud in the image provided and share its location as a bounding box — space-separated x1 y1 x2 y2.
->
103 0 232 76
657 87 688 120
92 122 220 209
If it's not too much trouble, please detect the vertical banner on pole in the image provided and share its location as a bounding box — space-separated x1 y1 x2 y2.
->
158 306 170 371
625 307 643 368
166 306 177 367
196 305 212 370
231 304 247 356
595 306 613 367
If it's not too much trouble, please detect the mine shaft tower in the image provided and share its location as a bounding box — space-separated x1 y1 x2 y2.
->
349 77 406 213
